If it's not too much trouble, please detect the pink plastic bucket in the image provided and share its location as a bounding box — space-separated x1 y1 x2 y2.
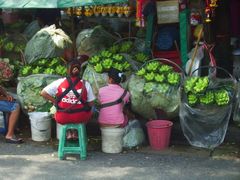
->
146 120 173 150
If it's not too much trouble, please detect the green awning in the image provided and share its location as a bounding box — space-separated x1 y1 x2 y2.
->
0 0 128 9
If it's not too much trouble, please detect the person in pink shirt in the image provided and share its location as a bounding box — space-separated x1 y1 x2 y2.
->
98 68 130 128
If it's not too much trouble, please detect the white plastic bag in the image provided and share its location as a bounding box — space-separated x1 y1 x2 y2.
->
185 46 204 76
123 120 146 148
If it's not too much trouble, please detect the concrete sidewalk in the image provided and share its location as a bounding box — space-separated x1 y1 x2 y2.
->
1 116 240 180
3 114 240 159
1 120 240 161
0 133 240 180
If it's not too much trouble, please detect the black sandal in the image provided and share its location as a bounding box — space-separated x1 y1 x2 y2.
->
5 136 24 144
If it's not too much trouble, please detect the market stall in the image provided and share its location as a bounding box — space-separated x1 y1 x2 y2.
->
0 0 146 144
1 0 238 151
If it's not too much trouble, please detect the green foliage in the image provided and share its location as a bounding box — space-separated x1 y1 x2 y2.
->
89 49 131 74
112 62 123 71
108 45 119 54
101 50 112 58
184 77 198 93
89 55 100 65
94 63 103 73
32 66 43 74
102 58 113 70
187 93 198 105
19 57 66 77
159 65 173 73
14 44 26 53
134 52 149 62
143 82 155 93
214 90 229 106
17 74 60 112
146 62 159 72
119 41 134 53
199 91 214 105
3 42 14 52
184 76 232 107
113 54 123 62
0 35 26 54
136 68 146 76
155 74 165 83
136 61 181 94
144 72 155 82
156 83 170 94
167 72 180 85
193 77 209 93
19 66 32 76
0 35 7 48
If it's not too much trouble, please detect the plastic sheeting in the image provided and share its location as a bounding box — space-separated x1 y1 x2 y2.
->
17 74 61 113
180 77 236 149
114 37 147 56
24 25 72 64
23 20 41 40
180 102 232 149
82 65 108 96
128 75 180 120
123 120 146 148
128 58 184 120
76 26 118 57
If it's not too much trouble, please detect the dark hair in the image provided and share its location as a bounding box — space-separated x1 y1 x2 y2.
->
67 60 81 77
108 68 126 84
77 54 89 63
35 9 61 27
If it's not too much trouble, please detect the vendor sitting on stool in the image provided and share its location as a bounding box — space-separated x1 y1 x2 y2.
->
98 68 130 128
41 59 95 140
0 85 23 144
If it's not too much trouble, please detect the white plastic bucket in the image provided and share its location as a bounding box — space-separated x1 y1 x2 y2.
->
56 123 62 140
28 112 51 142
101 127 125 153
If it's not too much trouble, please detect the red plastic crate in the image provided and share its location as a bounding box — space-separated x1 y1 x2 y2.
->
153 50 182 72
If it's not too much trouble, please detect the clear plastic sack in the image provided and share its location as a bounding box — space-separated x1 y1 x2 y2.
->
23 20 41 40
76 25 117 57
180 102 232 149
128 58 184 119
82 65 108 96
113 37 148 55
17 74 61 113
24 25 72 64
123 119 146 148
128 75 157 119
180 66 236 149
